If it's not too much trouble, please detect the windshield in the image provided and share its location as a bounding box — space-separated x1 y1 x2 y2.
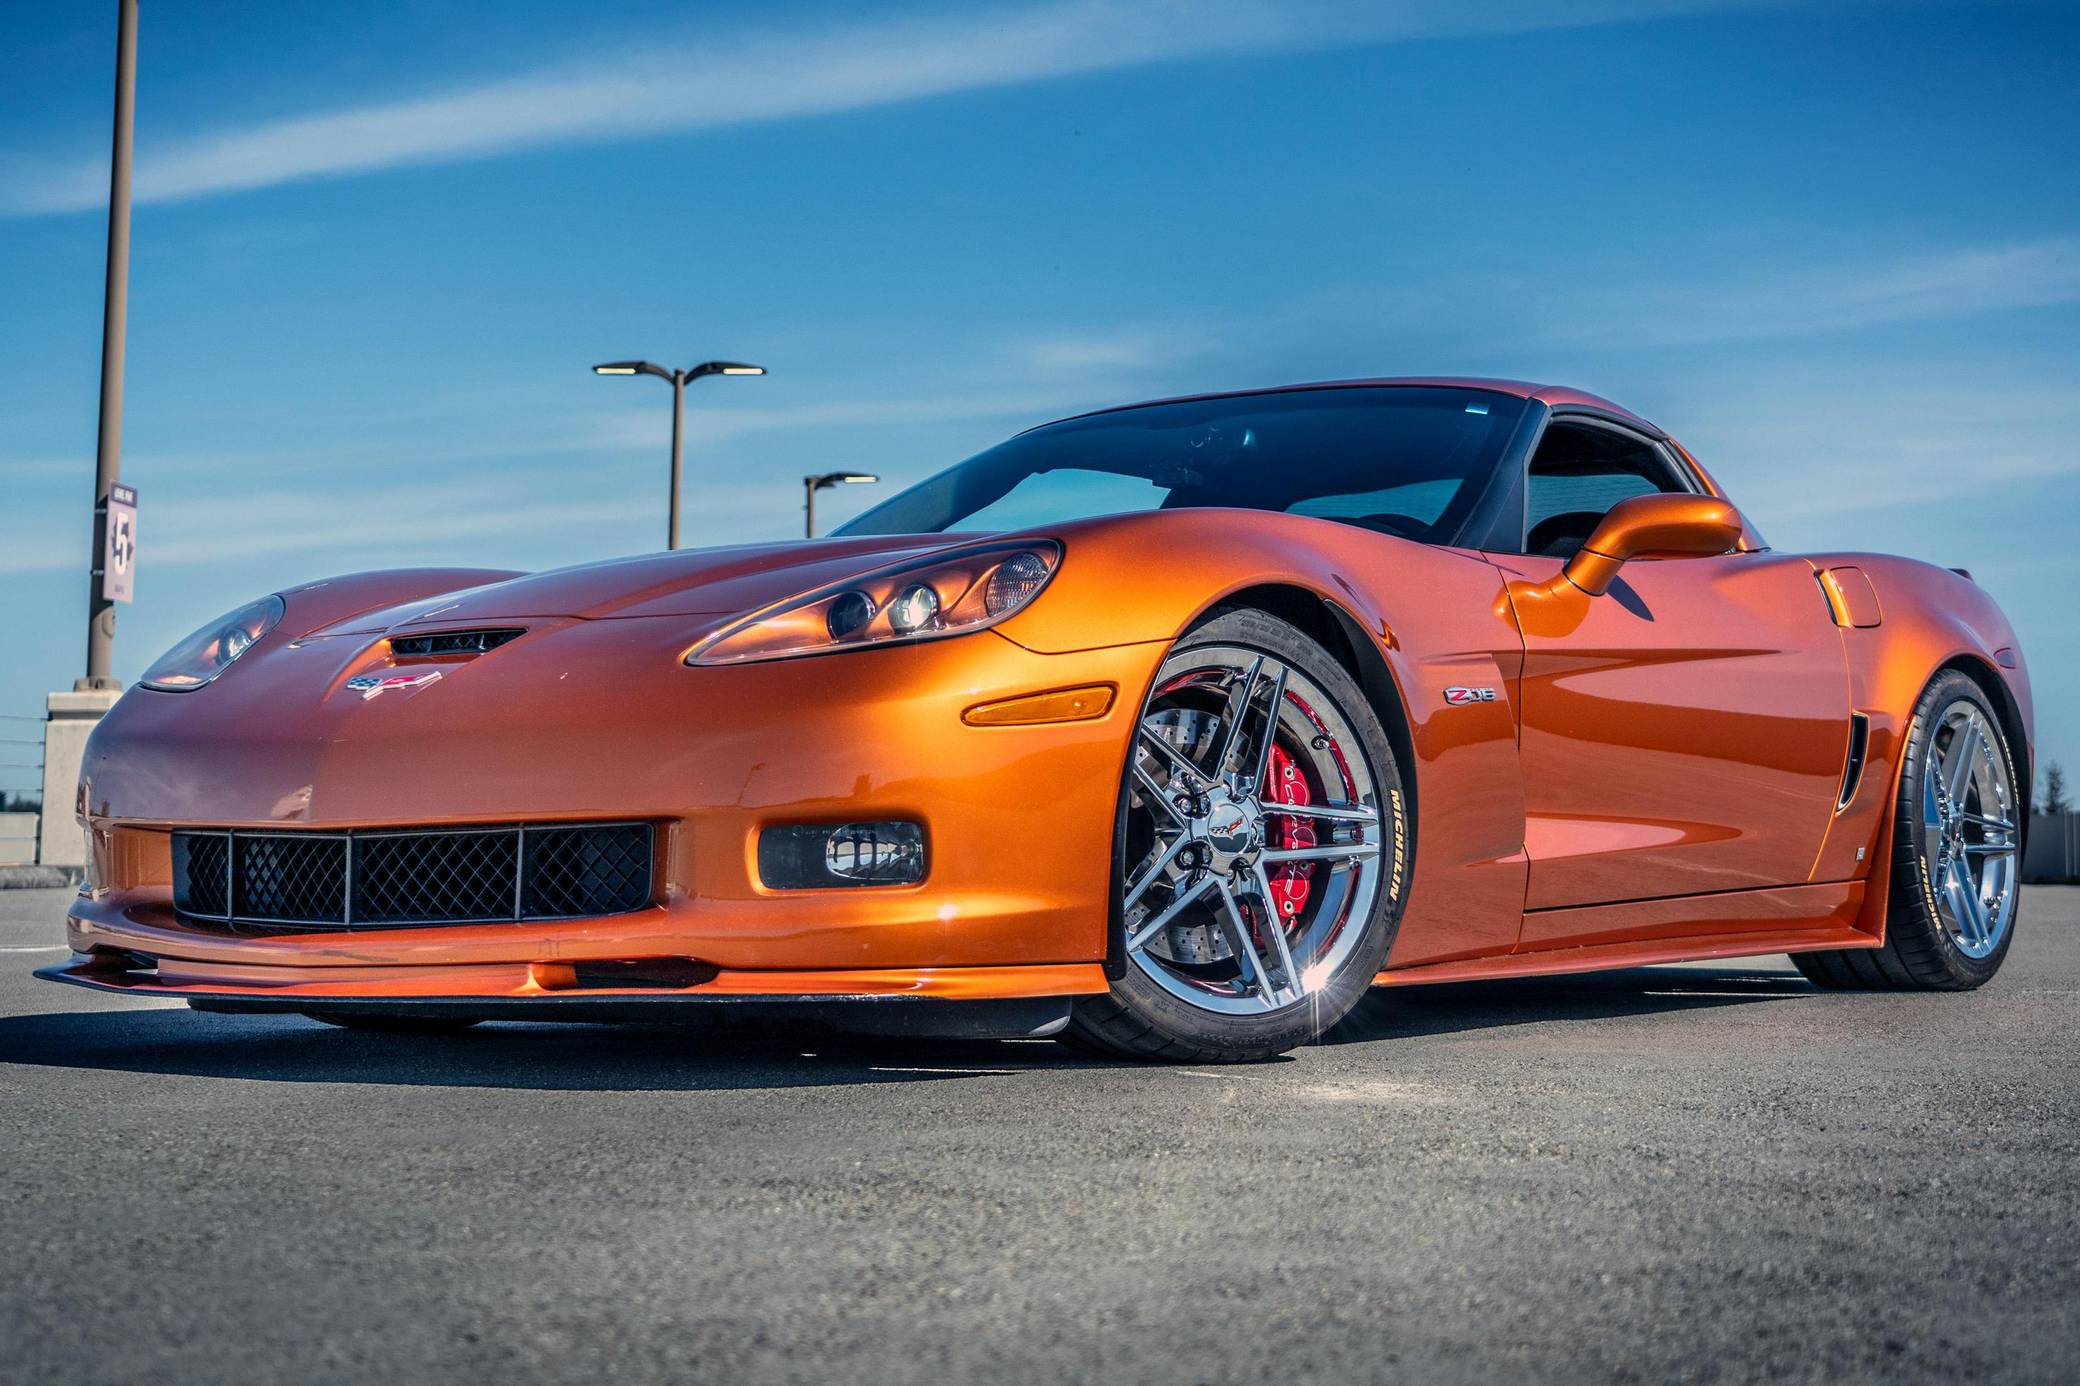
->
836 385 1529 541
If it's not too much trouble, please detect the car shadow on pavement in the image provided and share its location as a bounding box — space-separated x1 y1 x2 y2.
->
0 964 1814 1090
1320 964 1816 1043
0 1005 1123 1092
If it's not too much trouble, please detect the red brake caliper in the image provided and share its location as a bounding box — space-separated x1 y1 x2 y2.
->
1262 742 1316 926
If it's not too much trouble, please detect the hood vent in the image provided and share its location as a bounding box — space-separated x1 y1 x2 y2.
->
389 627 524 657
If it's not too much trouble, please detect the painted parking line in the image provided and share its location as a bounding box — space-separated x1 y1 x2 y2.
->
1175 1068 1269 1081
866 1065 1022 1076
0 945 70 954
1642 989 1811 998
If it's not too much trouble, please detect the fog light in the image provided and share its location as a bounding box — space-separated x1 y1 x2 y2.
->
758 822 926 889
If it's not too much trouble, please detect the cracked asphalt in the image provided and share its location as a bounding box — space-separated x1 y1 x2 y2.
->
2 885 2075 1385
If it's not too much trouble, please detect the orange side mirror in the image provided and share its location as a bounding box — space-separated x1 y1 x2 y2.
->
1562 494 1745 596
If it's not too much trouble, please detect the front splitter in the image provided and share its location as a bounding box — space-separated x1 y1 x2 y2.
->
37 954 1103 1038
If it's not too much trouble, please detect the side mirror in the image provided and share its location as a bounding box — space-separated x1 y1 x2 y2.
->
1562 493 1745 596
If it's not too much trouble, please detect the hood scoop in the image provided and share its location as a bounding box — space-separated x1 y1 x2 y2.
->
388 627 525 657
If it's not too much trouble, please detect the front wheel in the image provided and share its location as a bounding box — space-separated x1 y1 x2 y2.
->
1064 609 1410 1062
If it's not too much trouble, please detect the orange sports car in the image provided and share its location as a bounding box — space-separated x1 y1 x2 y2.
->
42 378 2033 1061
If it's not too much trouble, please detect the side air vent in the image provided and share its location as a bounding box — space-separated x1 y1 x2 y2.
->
388 627 524 657
1836 713 1870 812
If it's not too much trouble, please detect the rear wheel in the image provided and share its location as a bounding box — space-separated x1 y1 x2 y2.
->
1792 670 2021 990
303 1012 485 1034
1064 609 1410 1062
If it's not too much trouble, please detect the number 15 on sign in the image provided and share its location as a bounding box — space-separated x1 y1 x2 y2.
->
102 482 138 604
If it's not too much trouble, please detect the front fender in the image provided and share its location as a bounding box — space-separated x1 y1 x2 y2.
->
278 567 528 639
1000 509 1533 969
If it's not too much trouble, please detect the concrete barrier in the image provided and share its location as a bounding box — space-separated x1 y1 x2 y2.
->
0 811 38 867
38 688 118 868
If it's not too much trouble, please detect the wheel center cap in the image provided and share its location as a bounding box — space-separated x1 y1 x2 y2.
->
1200 795 1263 874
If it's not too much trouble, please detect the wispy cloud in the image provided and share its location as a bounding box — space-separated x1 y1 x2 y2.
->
1554 235 2080 347
7 0 1813 215
1666 375 2080 527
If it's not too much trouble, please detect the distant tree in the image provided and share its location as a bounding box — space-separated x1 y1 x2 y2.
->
2044 761 2070 816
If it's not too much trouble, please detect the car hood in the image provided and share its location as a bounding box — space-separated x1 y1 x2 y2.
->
305 533 977 636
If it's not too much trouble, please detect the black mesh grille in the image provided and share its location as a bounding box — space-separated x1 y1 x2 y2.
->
388 628 524 657
170 833 230 918
168 823 653 931
237 835 348 923
525 823 653 918
355 830 518 924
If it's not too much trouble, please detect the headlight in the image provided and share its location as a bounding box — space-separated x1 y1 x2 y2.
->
688 541 1061 666
139 595 286 691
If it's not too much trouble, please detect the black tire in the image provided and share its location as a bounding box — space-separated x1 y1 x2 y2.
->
303 1012 485 1034
1791 670 2020 991
1063 608 1410 1062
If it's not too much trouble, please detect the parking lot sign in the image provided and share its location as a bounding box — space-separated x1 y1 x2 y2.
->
102 482 137 603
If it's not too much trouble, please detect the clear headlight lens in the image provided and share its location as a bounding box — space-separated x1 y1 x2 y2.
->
689 541 1061 666
140 595 286 691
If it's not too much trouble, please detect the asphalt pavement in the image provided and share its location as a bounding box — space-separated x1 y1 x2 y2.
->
3 884 2075 1385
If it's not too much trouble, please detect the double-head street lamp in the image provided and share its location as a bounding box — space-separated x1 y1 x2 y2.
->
591 358 766 550
804 471 878 538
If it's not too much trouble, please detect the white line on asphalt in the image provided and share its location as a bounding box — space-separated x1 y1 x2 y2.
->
1176 1068 1267 1081
0 945 69 953
1643 989 1810 998
867 1066 1020 1076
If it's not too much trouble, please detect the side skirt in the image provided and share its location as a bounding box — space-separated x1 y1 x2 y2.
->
1373 880 1872 988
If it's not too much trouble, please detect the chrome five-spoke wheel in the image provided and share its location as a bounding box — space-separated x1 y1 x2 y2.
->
1919 699 2019 959
1791 669 2021 992
1065 609 1408 1061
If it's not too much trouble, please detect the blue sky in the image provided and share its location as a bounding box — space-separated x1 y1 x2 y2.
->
2 0 2076 803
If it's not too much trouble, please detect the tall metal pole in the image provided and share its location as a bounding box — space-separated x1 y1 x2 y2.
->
667 370 685 550
82 0 138 691
804 477 816 539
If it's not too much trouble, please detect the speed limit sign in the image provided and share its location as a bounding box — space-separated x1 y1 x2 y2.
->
102 482 138 604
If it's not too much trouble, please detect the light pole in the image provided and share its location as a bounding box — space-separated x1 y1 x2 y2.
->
82 0 139 691
591 359 765 550
804 472 878 538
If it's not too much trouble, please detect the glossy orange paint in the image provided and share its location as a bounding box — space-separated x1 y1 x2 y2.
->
1495 545 1854 915
42 379 2033 1020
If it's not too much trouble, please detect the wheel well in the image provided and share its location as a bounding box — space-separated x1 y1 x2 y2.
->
1938 655 2033 820
1203 584 1419 831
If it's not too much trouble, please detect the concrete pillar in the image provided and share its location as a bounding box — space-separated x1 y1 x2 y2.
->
39 689 120 866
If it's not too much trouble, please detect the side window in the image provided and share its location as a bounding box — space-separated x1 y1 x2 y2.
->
1522 421 1691 557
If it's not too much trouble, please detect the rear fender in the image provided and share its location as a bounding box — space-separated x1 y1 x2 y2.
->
1802 554 2033 938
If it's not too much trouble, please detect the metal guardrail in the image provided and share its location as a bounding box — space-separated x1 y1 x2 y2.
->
0 713 43 865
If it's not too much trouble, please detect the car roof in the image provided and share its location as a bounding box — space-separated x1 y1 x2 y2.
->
1030 377 1662 437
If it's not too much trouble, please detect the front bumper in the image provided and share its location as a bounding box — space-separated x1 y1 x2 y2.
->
57 622 1162 1005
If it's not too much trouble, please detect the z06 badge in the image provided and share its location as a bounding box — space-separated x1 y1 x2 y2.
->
1443 685 1497 705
